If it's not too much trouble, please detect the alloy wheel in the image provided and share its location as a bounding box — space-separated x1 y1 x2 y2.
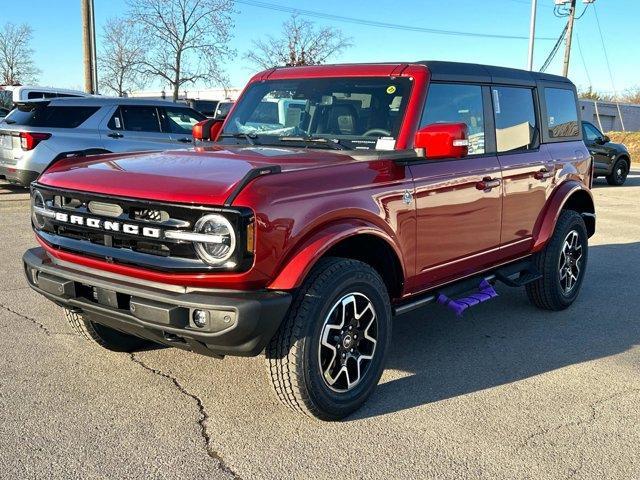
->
558 230 583 295
318 293 378 392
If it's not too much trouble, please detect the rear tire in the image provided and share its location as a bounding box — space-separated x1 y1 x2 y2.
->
606 158 629 186
526 210 588 311
64 309 151 352
265 258 392 420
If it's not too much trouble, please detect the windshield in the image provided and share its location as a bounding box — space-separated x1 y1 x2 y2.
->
221 77 411 150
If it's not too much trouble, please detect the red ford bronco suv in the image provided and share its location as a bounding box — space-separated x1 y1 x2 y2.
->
23 62 595 420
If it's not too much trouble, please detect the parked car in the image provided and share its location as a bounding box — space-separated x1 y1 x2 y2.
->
185 99 219 117
0 85 89 110
582 120 631 186
23 62 594 420
213 100 233 119
0 97 206 186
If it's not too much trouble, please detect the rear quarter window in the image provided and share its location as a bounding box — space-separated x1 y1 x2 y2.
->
5 106 99 128
544 88 579 138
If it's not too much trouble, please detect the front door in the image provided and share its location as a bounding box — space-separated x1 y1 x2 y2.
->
582 121 611 174
409 82 502 292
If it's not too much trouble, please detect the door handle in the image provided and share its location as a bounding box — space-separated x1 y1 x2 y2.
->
534 168 554 180
177 137 193 143
107 132 123 139
476 177 501 191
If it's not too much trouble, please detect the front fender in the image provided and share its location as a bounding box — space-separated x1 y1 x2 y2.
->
267 220 406 291
532 181 595 252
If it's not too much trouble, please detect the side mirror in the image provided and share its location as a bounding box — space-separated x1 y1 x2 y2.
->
601 135 610 144
414 122 469 159
193 119 223 142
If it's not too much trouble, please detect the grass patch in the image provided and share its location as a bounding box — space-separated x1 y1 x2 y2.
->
607 132 640 164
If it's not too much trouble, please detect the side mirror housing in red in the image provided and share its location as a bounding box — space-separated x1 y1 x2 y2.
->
414 122 469 160
193 119 224 142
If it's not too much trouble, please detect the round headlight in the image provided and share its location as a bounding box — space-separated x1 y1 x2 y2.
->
193 214 236 265
31 189 46 229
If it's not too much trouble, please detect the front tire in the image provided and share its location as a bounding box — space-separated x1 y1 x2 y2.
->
265 258 392 420
526 210 588 311
606 158 629 186
64 309 151 352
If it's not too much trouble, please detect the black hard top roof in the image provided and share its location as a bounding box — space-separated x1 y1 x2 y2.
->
417 61 573 86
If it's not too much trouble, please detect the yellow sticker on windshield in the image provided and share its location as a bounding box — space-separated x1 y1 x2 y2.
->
386 85 397 94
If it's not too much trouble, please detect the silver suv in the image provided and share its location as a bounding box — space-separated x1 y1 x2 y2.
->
0 97 206 186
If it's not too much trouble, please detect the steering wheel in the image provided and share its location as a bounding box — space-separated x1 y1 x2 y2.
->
362 128 391 137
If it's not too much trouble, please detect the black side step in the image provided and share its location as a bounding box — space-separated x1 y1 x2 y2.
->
393 259 539 316
494 262 541 288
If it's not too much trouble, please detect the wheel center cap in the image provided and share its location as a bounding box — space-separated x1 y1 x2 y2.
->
342 334 353 349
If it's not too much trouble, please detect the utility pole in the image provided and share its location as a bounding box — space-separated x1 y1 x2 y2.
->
527 0 538 70
81 0 98 94
562 0 577 77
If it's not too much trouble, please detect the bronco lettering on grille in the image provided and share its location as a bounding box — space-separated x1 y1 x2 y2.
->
54 213 161 239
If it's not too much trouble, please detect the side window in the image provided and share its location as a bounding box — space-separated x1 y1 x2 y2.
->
164 107 206 134
119 106 161 133
421 83 485 155
492 86 537 153
583 122 602 142
545 88 579 138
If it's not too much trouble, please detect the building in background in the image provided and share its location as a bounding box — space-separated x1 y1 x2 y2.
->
128 87 242 102
580 100 640 132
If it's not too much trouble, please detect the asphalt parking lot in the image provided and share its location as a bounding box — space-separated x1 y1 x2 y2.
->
0 173 638 480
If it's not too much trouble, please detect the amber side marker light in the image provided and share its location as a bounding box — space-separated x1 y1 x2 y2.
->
246 221 255 254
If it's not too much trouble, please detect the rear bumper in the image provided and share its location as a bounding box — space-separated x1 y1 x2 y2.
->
23 247 292 357
0 165 38 186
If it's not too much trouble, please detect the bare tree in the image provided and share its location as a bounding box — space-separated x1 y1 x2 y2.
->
127 0 234 101
245 14 352 70
0 22 40 85
98 18 148 97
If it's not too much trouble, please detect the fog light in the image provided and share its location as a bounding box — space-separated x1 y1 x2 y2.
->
193 309 208 328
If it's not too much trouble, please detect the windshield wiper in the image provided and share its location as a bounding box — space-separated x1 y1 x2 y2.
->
277 136 349 150
219 132 259 145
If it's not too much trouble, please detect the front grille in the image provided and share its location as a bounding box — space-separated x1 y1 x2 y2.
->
32 184 254 272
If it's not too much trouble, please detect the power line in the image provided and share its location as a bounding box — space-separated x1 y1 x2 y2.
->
593 3 625 130
575 34 592 88
540 23 568 72
235 0 558 41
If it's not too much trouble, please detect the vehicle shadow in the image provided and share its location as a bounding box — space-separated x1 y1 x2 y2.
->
352 241 640 420
0 181 28 194
592 170 640 188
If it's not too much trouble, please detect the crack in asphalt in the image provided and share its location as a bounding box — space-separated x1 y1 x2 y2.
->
129 353 241 480
0 303 74 337
516 388 640 453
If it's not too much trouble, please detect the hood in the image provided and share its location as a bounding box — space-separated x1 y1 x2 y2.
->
607 142 628 152
37 146 356 205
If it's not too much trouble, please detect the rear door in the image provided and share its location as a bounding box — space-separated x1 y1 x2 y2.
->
492 85 554 254
101 105 174 152
409 82 503 291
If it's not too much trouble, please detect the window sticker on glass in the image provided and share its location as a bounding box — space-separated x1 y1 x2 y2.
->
114 117 121 129
386 85 397 95
492 89 501 114
375 137 396 150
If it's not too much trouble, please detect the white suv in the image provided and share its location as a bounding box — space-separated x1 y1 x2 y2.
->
0 97 206 186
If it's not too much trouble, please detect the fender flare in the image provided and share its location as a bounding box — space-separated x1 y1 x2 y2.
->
532 181 595 252
267 220 406 291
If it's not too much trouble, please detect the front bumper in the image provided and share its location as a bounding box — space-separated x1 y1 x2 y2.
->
0 165 39 186
23 247 292 357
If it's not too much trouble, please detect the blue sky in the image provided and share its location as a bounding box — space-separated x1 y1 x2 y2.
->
4 0 638 95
